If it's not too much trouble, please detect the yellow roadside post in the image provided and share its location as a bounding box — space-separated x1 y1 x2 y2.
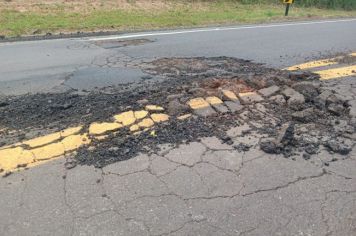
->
282 0 294 16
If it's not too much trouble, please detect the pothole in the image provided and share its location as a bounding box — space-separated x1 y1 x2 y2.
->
0 57 355 171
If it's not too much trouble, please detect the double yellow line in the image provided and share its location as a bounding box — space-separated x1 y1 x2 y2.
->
286 53 356 80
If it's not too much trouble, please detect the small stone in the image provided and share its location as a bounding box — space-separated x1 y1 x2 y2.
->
260 138 280 154
212 104 229 113
292 108 315 122
188 88 206 97
134 110 148 119
238 92 264 104
258 85 280 97
188 97 216 117
327 103 345 116
167 100 189 115
177 114 192 120
275 122 294 146
324 138 352 155
145 105 164 111
65 160 77 169
315 90 333 108
137 118 155 128
288 71 317 80
224 101 243 112
206 96 229 113
137 99 149 105
0 102 9 107
288 93 305 109
269 95 286 105
303 153 311 160
193 107 216 117
221 90 239 102
282 88 305 110
347 100 356 117
167 94 184 101
108 147 119 152
292 82 319 102
282 88 300 98
151 113 169 123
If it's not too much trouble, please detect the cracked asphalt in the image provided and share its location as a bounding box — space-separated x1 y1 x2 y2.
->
1 20 356 236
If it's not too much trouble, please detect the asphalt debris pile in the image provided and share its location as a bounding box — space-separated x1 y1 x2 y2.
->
0 57 355 168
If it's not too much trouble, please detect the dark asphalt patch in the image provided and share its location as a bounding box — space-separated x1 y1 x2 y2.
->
93 38 154 49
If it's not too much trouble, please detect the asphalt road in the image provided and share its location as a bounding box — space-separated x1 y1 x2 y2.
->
1 19 356 96
1 19 356 236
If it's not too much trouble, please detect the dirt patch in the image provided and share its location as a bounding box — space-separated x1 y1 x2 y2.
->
0 0 195 13
0 57 355 169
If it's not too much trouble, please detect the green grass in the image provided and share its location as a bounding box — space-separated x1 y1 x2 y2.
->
240 0 356 10
1 2 355 37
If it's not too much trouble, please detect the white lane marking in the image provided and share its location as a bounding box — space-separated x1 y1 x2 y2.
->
0 18 355 46
87 18 356 41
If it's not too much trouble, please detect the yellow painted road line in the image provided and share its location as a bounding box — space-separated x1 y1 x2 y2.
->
286 58 339 71
285 52 356 71
315 65 356 80
0 105 172 174
0 92 241 175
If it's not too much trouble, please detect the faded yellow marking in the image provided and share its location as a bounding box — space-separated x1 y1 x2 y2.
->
23 132 61 148
0 147 35 171
114 111 136 126
138 118 155 128
151 113 170 123
187 98 210 109
315 65 356 80
0 142 22 151
130 124 140 132
177 114 192 120
60 126 83 137
286 59 339 71
31 142 65 161
133 131 142 135
89 122 123 135
134 110 148 120
286 52 356 71
145 105 164 111
206 96 223 105
62 134 91 152
222 90 238 101
95 135 109 141
239 92 256 97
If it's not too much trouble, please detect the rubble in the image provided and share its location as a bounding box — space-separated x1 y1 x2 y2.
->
258 85 280 97
269 95 286 105
0 56 354 168
238 92 264 104
282 88 305 109
348 100 356 117
224 101 243 112
291 108 316 122
291 82 319 102
324 138 353 155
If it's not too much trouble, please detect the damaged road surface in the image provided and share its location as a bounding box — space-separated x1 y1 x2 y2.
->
1 20 356 236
